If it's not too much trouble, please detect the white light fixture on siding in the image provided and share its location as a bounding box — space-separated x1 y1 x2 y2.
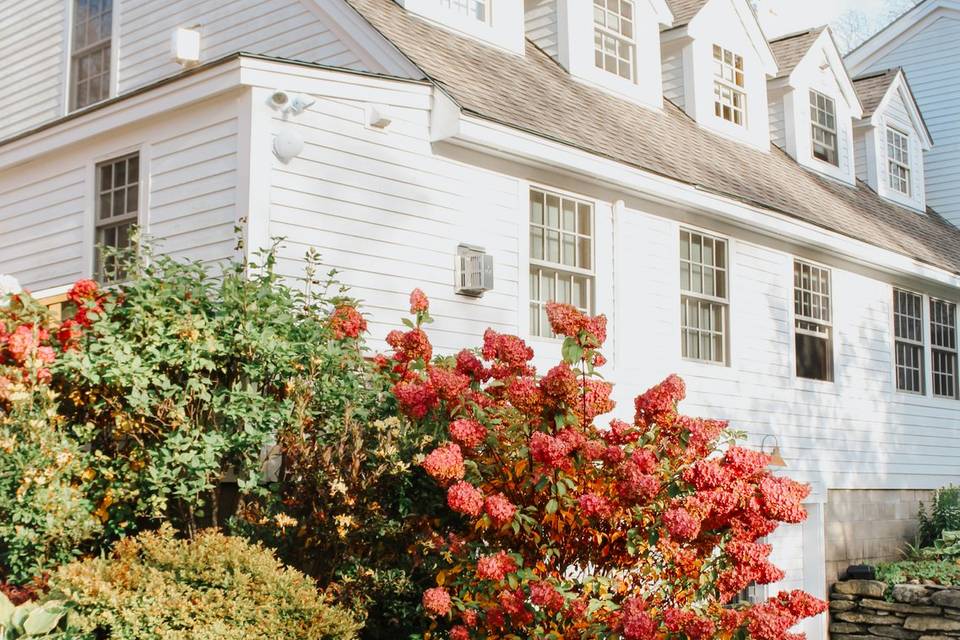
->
171 27 201 66
455 244 494 297
365 104 392 130
273 129 304 163
267 90 315 115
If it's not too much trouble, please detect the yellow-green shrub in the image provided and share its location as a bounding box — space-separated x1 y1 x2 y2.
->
51 526 359 640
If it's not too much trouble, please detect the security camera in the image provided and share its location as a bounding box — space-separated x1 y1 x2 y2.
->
288 95 315 115
268 90 291 110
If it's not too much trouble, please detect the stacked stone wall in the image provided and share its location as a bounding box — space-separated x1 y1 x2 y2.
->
831 580 960 640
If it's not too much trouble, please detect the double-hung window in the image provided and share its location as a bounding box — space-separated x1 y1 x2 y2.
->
70 0 113 111
680 229 728 364
810 91 839 166
95 153 139 283
794 260 833 381
713 45 745 126
593 0 635 81
529 188 594 338
887 127 911 196
930 298 958 399
893 289 925 394
440 0 488 22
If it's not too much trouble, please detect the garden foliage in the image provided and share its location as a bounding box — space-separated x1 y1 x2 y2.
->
918 486 960 548
380 292 827 639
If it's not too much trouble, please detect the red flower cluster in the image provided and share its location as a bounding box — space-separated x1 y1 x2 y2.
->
421 443 464 485
328 304 367 340
448 418 487 449
577 492 612 519
422 587 451 617
448 481 484 517
409 288 430 314
529 432 571 470
484 493 516 527
476 551 517 582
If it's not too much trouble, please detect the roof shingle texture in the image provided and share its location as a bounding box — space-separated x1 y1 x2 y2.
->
345 0 960 275
663 0 709 27
769 28 825 78
853 69 900 117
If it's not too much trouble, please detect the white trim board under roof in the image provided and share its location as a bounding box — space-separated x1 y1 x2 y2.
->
845 0 960 75
661 0 779 76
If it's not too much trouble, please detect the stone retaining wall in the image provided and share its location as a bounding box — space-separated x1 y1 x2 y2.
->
830 579 960 640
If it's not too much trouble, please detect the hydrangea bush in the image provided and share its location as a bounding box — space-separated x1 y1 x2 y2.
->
380 292 826 640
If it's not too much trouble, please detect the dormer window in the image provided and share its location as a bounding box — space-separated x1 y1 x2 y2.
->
887 127 911 196
810 91 839 166
593 0 635 81
713 45 745 126
442 0 487 22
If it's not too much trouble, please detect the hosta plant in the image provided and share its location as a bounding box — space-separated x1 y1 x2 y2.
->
0 592 67 639
381 291 826 640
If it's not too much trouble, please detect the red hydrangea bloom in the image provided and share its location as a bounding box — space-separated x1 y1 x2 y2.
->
506 376 542 414
449 418 487 449
460 609 478 627
724 446 771 478
422 587 452 617
577 492 612 518
455 349 488 381
580 378 615 420
6 325 40 363
498 588 534 626
476 551 517 582
529 581 564 612
592 352 608 367
529 432 570 470
634 374 685 426
539 363 579 406
390 327 433 363
410 288 430 314
328 305 367 340
601 445 625 465
584 314 607 346
663 507 701 541
428 366 470 403
604 419 640 445
393 379 438 419
679 416 728 457
67 279 99 303
630 449 658 474
422 443 465 485
485 607 506 631
448 481 484 517
57 319 83 351
556 427 585 453
774 590 828 618
449 626 469 640
620 598 657 640
484 493 516 527
582 439 606 460
545 302 586 337
664 609 717 640
683 459 729 490
481 329 534 378
747 601 798 640
759 475 810 523
617 462 660 505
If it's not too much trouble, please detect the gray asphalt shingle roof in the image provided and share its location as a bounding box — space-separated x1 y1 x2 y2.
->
769 27 825 78
663 0 710 27
345 0 960 275
853 68 900 117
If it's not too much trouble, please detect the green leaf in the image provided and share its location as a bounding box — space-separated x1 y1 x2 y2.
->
546 499 558 515
0 591 14 626
23 603 65 636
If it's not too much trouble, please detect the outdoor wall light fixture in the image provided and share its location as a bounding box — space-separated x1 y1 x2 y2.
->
267 90 315 115
760 434 787 468
273 129 304 163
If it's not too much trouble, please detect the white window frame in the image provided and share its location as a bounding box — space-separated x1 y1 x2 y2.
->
94 152 140 283
593 0 636 82
713 45 746 127
793 259 834 382
679 227 729 366
930 297 959 399
68 0 116 112
439 0 489 24
810 90 839 167
893 288 926 395
886 126 911 196
528 186 596 339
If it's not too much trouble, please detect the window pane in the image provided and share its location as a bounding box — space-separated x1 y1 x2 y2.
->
794 260 833 381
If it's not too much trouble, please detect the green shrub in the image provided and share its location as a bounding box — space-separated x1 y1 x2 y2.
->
876 559 960 586
50 526 359 639
919 486 960 548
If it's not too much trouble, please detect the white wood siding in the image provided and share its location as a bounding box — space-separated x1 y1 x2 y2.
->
854 130 868 183
0 0 67 141
148 116 239 264
524 0 559 59
862 14 960 225
0 168 85 290
661 48 686 111
769 93 786 149
118 0 365 93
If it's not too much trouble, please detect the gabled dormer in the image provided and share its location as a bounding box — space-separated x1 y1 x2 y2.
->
525 0 674 109
397 0 525 53
767 27 862 185
660 0 779 150
852 68 933 212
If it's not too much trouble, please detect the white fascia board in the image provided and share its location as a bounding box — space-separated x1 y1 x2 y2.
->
449 112 960 288
647 0 675 26
726 0 780 75
793 29 863 119
0 59 244 172
869 71 934 150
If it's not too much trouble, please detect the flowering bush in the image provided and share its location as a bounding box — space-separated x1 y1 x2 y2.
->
381 293 826 639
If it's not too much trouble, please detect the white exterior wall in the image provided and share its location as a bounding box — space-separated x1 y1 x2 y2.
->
661 45 686 111
0 91 243 292
850 11 960 225
768 88 787 149
0 0 68 140
118 0 366 93
524 0 559 59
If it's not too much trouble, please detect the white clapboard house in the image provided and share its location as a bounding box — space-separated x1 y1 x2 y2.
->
2 2 959 636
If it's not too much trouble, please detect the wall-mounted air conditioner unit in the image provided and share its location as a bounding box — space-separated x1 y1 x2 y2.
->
455 244 493 297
